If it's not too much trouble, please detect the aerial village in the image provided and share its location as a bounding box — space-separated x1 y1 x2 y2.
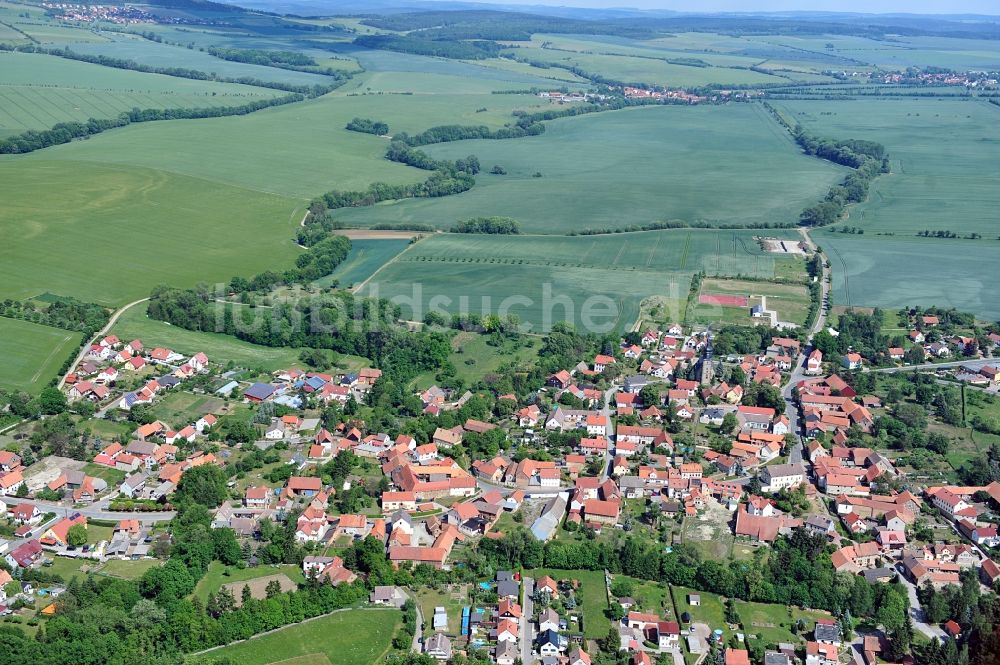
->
1 306 1000 665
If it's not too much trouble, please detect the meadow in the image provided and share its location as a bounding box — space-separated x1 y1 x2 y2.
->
188 608 400 665
527 568 610 638
193 561 306 603
110 305 370 373
0 318 80 393
359 229 803 331
336 104 847 233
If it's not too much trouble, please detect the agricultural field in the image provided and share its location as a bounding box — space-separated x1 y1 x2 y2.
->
336 104 847 233
314 238 412 289
771 97 1000 318
359 229 803 331
0 318 80 393
188 608 400 665
505 45 790 88
0 159 303 306
0 51 285 137
774 98 1000 237
69 34 344 86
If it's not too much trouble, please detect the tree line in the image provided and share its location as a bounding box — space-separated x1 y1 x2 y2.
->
354 34 503 60
0 298 109 335
206 46 316 68
0 44 349 95
451 216 520 234
146 287 451 385
0 95 307 155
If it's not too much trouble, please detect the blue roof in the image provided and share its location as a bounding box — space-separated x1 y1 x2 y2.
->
305 376 326 390
244 382 276 400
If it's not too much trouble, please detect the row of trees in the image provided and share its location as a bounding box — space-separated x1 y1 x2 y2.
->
0 95 305 155
0 44 348 95
451 216 520 234
354 34 503 60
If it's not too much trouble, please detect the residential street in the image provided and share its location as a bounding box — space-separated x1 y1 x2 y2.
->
0 495 175 523
521 575 535 665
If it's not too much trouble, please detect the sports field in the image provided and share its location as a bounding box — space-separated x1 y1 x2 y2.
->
188 608 400 665
359 229 803 331
690 277 812 327
336 104 847 233
0 318 81 393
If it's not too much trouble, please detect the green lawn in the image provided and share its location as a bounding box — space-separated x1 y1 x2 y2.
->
188 608 400 665
44 556 99 582
82 463 127 488
193 561 306 603
0 318 80 393
414 585 467 635
337 104 847 234
528 568 609 638
99 558 162 580
149 391 227 430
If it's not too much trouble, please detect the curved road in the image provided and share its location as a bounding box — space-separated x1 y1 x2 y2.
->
58 297 150 389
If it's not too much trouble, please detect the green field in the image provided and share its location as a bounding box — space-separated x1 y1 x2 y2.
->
336 105 846 233
68 34 342 86
193 561 306 603
0 159 303 306
188 608 400 665
0 318 80 393
528 568 610 638
359 229 802 331
110 304 370 373
314 238 411 289
773 97 1000 318
776 98 1000 237
149 391 227 430
690 277 812 327
0 51 283 136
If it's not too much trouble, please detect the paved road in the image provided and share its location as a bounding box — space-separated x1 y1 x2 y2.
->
409 589 424 652
781 229 830 464
870 358 997 374
521 576 535 665
897 573 947 641
0 496 175 523
58 297 150 389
